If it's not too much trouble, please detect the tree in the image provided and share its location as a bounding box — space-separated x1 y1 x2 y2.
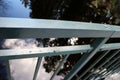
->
25 0 120 79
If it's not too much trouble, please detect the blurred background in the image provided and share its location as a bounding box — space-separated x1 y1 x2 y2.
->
0 0 120 80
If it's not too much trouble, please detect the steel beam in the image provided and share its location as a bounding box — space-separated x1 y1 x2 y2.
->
0 45 91 60
64 38 109 80
0 43 120 60
85 54 120 80
0 17 120 80
33 57 42 80
92 50 120 79
104 55 120 69
111 26 120 37
50 55 69 80
100 62 120 79
100 43 120 51
76 50 110 80
98 50 120 70
5 60 11 80
107 59 120 72
0 17 116 38
111 67 120 75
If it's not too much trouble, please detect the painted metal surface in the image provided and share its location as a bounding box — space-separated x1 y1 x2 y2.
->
0 17 120 80
76 50 110 80
50 55 69 80
5 60 11 80
33 57 42 80
0 45 91 60
0 17 119 38
1 43 120 60
89 50 120 80
64 38 109 80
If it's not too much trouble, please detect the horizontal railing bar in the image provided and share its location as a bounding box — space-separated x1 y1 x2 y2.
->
111 26 120 38
64 38 109 80
1 17 120 38
100 43 120 51
0 43 120 60
0 45 91 60
0 17 120 80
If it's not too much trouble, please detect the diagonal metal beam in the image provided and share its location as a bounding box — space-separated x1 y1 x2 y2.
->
107 59 120 72
97 50 119 71
88 50 120 80
5 60 11 80
76 50 110 80
110 66 120 75
50 55 69 80
64 38 109 80
105 54 120 69
100 61 120 79
33 57 42 80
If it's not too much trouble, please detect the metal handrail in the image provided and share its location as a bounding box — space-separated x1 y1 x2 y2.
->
0 17 120 80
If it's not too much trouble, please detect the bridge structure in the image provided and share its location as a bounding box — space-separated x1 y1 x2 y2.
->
0 17 120 80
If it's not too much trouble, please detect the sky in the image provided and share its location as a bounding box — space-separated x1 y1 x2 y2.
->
0 0 120 79
0 0 30 18
2 39 63 80
1 39 120 80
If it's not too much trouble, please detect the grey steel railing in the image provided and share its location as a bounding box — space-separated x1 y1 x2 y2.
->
0 17 120 80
